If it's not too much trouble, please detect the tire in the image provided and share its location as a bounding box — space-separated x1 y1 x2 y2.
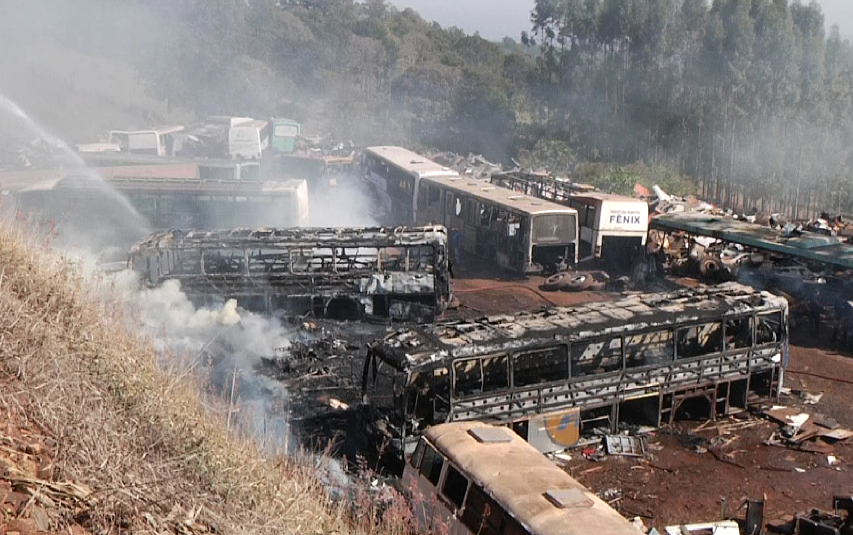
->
564 273 594 292
749 253 765 266
700 257 724 278
542 272 571 292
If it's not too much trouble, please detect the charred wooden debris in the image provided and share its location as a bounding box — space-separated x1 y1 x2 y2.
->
361 283 788 458
128 225 451 323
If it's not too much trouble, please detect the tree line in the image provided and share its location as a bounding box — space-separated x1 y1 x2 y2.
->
5 0 853 217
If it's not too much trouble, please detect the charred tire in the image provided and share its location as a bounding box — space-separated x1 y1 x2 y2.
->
699 257 724 279
542 272 571 292
563 273 594 292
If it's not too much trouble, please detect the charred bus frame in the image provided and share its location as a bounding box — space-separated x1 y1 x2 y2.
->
363 283 788 456
128 226 451 322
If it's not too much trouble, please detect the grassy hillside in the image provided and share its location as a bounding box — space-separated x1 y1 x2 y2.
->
0 220 410 535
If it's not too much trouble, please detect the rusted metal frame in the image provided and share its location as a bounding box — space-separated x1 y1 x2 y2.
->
142 249 439 284
445 351 779 424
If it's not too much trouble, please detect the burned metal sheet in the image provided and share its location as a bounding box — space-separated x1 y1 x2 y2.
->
375 282 785 371
128 225 451 322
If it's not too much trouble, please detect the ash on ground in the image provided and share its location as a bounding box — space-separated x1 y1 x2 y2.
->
255 319 394 471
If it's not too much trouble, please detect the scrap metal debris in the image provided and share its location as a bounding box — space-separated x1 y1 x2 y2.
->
429 151 502 180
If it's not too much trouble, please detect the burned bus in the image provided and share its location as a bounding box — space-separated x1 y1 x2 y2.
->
128 226 451 322
363 282 787 457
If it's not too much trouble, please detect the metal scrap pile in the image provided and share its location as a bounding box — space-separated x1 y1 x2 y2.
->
429 151 502 180
649 185 721 215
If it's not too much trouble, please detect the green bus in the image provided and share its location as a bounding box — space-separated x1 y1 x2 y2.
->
270 118 301 153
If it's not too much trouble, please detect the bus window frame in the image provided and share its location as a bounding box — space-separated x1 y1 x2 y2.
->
676 321 724 360
411 438 426 469
624 328 676 370
511 345 570 388
418 442 444 487
452 354 510 399
755 311 783 347
725 315 755 351
438 462 470 513
428 186 441 207
569 336 623 378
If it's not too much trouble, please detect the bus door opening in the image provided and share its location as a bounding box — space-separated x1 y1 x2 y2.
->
601 235 644 274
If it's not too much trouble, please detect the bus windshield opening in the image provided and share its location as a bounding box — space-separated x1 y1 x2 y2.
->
532 214 576 244
274 124 299 137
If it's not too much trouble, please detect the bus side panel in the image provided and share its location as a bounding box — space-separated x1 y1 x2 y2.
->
412 176 421 225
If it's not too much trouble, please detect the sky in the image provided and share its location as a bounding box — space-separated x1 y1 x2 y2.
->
389 0 853 41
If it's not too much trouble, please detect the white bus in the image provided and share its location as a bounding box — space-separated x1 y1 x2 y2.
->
490 172 648 271
361 146 460 224
228 119 272 160
404 422 638 535
567 192 649 269
416 175 579 274
108 126 185 157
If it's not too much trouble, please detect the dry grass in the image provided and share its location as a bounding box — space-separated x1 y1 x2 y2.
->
0 219 415 535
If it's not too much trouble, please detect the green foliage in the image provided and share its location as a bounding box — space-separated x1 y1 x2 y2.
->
517 139 577 175
7 0 853 216
627 162 696 198
574 164 636 196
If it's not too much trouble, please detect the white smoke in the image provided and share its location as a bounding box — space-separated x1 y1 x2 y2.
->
87 262 296 454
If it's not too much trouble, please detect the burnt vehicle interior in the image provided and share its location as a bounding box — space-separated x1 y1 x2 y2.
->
128 226 451 322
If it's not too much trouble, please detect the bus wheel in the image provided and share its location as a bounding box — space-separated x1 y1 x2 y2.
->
699 257 724 279
541 272 571 292
563 273 594 292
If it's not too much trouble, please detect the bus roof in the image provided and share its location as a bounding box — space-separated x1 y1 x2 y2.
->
130 225 447 252
374 282 787 371
112 126 185 136
364 146 459 178
231 120 268 129
570 192 648 204
422 174 579 217
424 422 637 535
651 212 853 271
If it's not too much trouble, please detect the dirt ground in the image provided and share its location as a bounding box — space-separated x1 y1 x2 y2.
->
450 276 611 317
447 258 614 318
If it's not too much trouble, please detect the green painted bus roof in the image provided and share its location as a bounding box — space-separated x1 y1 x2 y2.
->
650 212 853 269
